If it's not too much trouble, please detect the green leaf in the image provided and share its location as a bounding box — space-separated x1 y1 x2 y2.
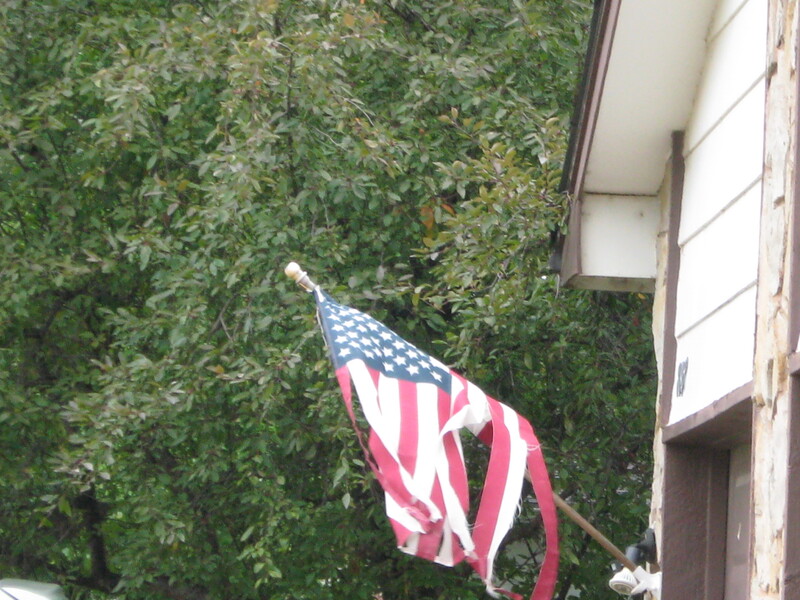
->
241 525 256 542
139 245 152 270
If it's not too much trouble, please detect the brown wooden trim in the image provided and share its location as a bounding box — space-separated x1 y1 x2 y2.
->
662 381 753 448
783 23 800 596
659 132 686 427
790 31 800 350
559 196 583 284
661 446 728 600
789 351 800 375
558 0 622 285
560 0 622 198
567 274 655 293
786 375 800 596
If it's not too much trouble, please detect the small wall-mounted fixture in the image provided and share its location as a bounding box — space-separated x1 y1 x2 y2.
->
608 529 661 599
676 358 689 397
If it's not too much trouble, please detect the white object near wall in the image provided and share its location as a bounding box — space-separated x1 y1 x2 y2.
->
577 194 660 291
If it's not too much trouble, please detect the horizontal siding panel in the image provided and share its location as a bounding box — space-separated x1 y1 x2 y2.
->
675 183 760 335
679 80 765 244
686 0 766 151
709 0 755 47
669 286 756 424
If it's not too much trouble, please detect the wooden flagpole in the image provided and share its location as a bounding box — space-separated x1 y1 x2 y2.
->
285 261 638 572
550 489 636 571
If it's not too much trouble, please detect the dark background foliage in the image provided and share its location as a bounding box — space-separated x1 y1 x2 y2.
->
1 1 655 598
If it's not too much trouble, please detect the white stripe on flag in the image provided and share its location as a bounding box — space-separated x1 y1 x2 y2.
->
402 530 421 557
440 373 482 434
412 381 440 501
436 514 456 566
435 432 473 555
386 492 426 534
377 371 402 455
462 377 492 437
485 401 528 585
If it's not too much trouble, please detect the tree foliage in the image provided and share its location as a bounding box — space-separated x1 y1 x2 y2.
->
0 1 655 599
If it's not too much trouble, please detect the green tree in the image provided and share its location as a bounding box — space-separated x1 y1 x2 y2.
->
0 1 654 599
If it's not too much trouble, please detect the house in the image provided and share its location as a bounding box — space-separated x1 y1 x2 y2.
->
557 0 800 598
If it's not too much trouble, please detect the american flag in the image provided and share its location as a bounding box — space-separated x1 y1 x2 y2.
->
315 289 559 600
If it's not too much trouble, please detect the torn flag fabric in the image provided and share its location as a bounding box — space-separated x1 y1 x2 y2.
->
315 288 558 600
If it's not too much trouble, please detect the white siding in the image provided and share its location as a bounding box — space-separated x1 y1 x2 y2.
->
669 288 757 422
685 0 767 153
679 83 765 242
709 0 752 40
668 0 766 424
674 184 760 336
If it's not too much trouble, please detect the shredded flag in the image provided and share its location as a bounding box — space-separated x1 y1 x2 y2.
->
314 289 558 600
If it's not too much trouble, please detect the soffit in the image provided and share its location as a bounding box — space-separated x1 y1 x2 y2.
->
580 0 718 196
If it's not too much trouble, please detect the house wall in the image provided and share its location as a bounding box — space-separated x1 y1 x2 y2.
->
648 0 770 595
668 0 767 424
648 0 799 597
559 0 799 593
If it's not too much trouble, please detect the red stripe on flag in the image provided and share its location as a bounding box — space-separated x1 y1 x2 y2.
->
438 385 468 566
520 419 559 600
468 395 513 580
440 385 469 513
415 477 445 561
397 379 419 474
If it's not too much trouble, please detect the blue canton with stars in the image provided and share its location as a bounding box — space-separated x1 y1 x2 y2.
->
316 290 452 391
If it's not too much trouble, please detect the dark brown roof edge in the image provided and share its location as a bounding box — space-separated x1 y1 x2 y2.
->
559 0 622 197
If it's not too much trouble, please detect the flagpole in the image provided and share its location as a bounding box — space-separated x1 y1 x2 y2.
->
284 261 639 573
550 488 636 571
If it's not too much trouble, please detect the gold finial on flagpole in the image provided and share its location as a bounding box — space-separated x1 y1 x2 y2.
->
285 261 317 292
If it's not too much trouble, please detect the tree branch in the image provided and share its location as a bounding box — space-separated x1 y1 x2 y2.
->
385 1 435 33
73 488 120 592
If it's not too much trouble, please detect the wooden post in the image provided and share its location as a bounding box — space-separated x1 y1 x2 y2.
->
751 1 798 596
